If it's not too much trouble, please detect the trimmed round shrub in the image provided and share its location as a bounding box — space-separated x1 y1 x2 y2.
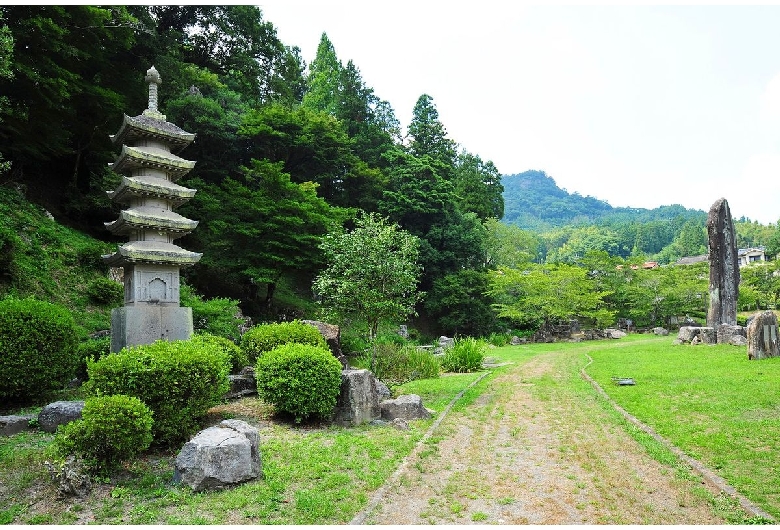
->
85 277 123 305
54 394 153 472
255 343 342 423
0 297 79 402
85 339 230 446
191 333 248 373
241 320 326 363
440 337 486 373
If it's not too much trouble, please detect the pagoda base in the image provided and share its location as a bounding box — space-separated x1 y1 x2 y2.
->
110 305 194 353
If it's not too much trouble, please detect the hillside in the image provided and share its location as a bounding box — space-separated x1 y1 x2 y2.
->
502 170 706 230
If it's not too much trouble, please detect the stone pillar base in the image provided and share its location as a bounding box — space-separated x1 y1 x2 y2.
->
111 305 193 353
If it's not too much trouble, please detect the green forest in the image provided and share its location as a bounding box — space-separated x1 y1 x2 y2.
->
1 6 780 340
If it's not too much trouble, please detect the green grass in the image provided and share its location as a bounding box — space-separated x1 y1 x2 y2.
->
582 334 780 520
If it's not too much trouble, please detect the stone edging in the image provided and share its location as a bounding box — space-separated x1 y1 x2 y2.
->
580 353 776 523
349 370 493 525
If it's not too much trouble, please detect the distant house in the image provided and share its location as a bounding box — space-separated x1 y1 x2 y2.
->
674 248 767 268
616 261 659 270
738 247 766 267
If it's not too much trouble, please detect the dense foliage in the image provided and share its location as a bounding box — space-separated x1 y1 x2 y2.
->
0 6 778 343
241 320 327 364
0 297 79 403
254 343 343 423
440 337 487 374
351 342 440 387
85 339 231 446
54 394 154 473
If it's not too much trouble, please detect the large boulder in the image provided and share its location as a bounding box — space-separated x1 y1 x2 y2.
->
38 401 85 433
747 311 780 360
301 320 347 368
677 326 701 344
332 369 382 426
652 327 669 336
699 327 717 345
717 324 747 346
604 329 626 339
706 198 739 327
173 419 262 492
380 394 432 421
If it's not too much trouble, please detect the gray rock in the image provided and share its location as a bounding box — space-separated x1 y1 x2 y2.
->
510 336 527 345
38 401 85 433
301 320 347 368
699 327 717 344
173 419 262 492
333 369 382 426
390 418 410 431
747 310 780 360
225 367 257 400
677 326 701 343
0 415 34 436
717 324 746 346
380 394 432 421
45 455 91 498
652 327 669 336
604 329 627 339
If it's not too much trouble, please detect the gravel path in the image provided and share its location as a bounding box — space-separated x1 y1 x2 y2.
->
357 349 730 525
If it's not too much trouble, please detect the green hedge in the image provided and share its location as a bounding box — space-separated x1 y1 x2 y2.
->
241 320 326 363
54 394 153 472
85 339 230 446
191 333 248 373
0 297 79 402
255 343 342 423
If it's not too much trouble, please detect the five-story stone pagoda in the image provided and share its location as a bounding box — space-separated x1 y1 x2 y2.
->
103 66 201 353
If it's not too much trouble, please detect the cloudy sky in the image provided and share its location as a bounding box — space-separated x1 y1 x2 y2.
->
258 2 780 224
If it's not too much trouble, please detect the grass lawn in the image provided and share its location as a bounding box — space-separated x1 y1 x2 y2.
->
579 334 780 520
1 334 778 523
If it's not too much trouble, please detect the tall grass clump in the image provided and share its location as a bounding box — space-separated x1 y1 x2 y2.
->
352 342 440 387
440 337 486 373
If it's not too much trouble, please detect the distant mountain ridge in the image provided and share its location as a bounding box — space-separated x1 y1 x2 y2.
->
501 170 706 230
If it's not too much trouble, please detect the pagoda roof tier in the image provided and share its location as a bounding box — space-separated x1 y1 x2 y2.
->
110 113 195 154
109 145 196 182
104 206 198 237
107 175 196 207
102 241 202 267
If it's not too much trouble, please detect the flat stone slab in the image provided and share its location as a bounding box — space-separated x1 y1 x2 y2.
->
0 415 35 436
38 401 85 433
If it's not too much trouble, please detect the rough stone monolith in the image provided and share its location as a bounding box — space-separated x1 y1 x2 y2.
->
706 198 739 329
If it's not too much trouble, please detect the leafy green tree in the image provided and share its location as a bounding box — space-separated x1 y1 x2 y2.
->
738 260 780 311
424 269 498 337
483 218 539 268
622 262 708 327
313 211 423 342
301 32 341 115
488 263 615 332
185 159 345 311
407 94 457 170
453 151 504 221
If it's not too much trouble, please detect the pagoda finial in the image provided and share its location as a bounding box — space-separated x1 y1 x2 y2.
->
143 65 166 120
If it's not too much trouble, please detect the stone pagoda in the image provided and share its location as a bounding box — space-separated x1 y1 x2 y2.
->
103 66 201 352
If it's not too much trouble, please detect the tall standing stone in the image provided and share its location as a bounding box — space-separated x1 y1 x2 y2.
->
706 198 739 328
103 66 201 352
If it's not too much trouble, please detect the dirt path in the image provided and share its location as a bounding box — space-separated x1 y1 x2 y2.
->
360 350 728 525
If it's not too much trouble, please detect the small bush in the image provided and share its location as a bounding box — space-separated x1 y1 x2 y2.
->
191 333 248 373
255 343 342 423
440 337 486 373
0 297 79 403
53 394 153 473
486 332 510 347
241 320 326 364
353 343 440 387
85 277 123 305
181 284 245 341
85 339 230 446
75 336 111 380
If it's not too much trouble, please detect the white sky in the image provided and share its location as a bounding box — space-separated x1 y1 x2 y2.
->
257 2 780 224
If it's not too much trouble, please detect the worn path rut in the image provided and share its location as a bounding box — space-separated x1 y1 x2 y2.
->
357 349 731 525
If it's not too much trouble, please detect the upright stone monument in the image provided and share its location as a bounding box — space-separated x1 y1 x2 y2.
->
103 66 201 352
706 198 739 328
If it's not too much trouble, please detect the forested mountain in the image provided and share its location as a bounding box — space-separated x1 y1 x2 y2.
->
502 170 705 230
